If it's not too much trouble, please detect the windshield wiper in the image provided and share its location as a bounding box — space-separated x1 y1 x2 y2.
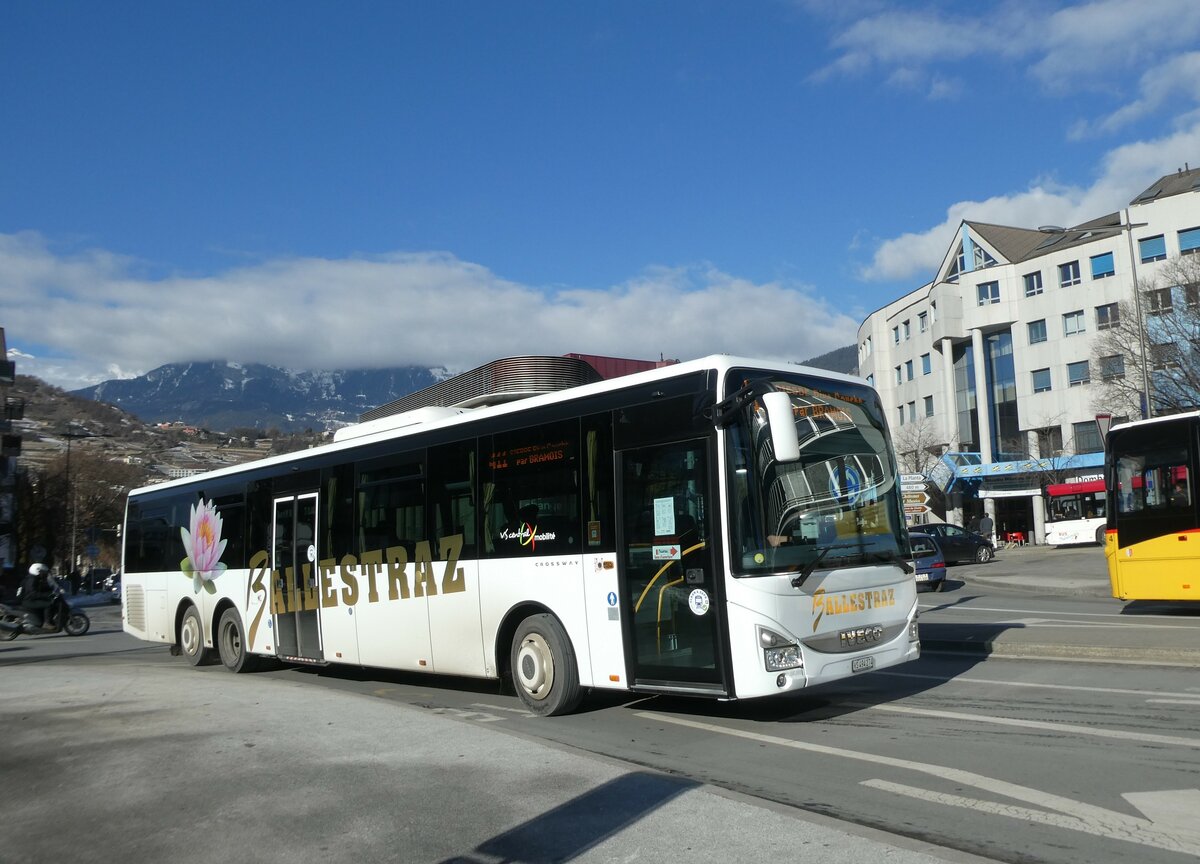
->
790 542 859 588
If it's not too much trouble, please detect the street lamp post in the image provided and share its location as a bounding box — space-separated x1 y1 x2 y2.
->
1039 213 1152 419
62 424 89 574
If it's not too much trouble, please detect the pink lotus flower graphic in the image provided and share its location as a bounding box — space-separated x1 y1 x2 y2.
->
180 498 227 594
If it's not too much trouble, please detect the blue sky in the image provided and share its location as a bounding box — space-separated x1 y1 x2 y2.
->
4 0 1200 388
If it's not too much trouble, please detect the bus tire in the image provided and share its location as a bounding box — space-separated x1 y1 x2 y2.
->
179 604 212 667
217 607 260 673
1095 525 1105 545
510 613 583 717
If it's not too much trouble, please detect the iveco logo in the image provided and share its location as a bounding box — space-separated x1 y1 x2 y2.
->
839 625 884 647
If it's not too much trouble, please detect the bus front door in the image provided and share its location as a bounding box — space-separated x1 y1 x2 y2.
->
619 439 727 695
271 493 324 662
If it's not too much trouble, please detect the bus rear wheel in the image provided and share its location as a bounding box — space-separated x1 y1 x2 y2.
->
510 613 583 716
217 608 261 673
180 605 211 666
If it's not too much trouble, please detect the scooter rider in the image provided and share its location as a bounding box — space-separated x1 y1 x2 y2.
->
17 564 57 630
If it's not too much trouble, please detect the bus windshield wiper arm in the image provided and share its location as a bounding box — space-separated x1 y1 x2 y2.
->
871 550 914 574
791 543 855 588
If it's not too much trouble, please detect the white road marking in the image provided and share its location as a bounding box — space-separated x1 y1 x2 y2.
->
1146 699 1200 706
863 779 1200 854
471 701 534 716
881 670 1200 701
848 702 1200 749
919 602 1200 627
636 711 1200 855
1124 789 1200 836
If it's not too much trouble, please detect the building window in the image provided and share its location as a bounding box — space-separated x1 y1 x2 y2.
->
921 353 931 375
924 395 934 417
1187 284 1200 308
1096 302 1119 330
1063 310 1085 336
918 311 928 332
907 401 916 422
1152 343 1180 371
1139 235 1167 263
897 407 905 427
1028 319 1047 344
1073 420 1102 454
1067 360 1090 387
1100 354 1125 380
1032 368 1052 393
1036 426 1063 457
977 281 1000 305
1179 226 1200 255
903 320 911 340
931 301 937 322
895 365 902 385
905 359 914 381
1090 252 1115 279
1148 287 1173 314
893 325 900 344
1023 271 1043 296
864 336 872 356
1059 260 1081 288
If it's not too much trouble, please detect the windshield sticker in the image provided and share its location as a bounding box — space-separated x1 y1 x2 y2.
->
653 497 675 535
688 588 710 616
652 544 681 561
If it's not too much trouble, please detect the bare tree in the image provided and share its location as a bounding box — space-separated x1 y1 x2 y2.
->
891 414 952 476
1092 254 1200 417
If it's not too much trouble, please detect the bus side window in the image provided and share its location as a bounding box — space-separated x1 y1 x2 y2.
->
429 440 477 558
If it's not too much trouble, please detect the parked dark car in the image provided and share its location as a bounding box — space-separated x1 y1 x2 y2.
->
917 522 994 564
907 531 947 591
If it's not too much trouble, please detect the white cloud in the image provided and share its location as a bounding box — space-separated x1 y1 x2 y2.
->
861 119 1200 281
1 235 860 389
809 1 1200 128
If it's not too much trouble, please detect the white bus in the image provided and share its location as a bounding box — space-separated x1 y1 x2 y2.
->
1044 478 1107 546
121 355 919 715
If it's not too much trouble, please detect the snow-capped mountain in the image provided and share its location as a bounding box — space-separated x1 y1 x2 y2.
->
72 361 440 431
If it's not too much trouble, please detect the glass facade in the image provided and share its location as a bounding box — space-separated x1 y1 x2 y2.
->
985 331 1021 459
953 343 978 452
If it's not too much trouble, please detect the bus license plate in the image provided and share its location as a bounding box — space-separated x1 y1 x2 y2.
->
851 656 875 673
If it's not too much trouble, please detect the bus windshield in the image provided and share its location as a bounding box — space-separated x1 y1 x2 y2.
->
726 370 907 577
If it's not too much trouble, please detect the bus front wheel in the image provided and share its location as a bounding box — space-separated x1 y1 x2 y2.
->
510 614 583 716
179 605 211 667
1095 525 1106 545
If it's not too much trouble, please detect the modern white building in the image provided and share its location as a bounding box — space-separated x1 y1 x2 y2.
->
858 166 1200 541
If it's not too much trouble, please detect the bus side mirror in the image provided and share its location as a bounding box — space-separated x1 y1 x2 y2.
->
763 392 800 463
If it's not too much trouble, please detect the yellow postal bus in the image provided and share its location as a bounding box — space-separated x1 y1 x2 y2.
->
1106 411 1200 601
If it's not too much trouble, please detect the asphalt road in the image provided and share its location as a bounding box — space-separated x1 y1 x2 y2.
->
0 602 977 864
4 556 1198 864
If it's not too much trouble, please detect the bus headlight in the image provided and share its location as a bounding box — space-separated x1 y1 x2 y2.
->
758 626 802 671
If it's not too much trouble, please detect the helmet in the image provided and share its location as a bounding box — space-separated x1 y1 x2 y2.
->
28 563 48 577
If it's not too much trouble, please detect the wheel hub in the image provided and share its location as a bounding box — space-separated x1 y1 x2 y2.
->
515 633 554 701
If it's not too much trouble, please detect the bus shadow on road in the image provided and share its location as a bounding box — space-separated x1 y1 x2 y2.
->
440 771 699 864
1118 599 1200 616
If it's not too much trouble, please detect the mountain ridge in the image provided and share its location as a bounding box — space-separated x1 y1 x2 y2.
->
70 347 858 432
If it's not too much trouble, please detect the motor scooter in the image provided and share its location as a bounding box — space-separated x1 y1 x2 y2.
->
0 585 90 640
